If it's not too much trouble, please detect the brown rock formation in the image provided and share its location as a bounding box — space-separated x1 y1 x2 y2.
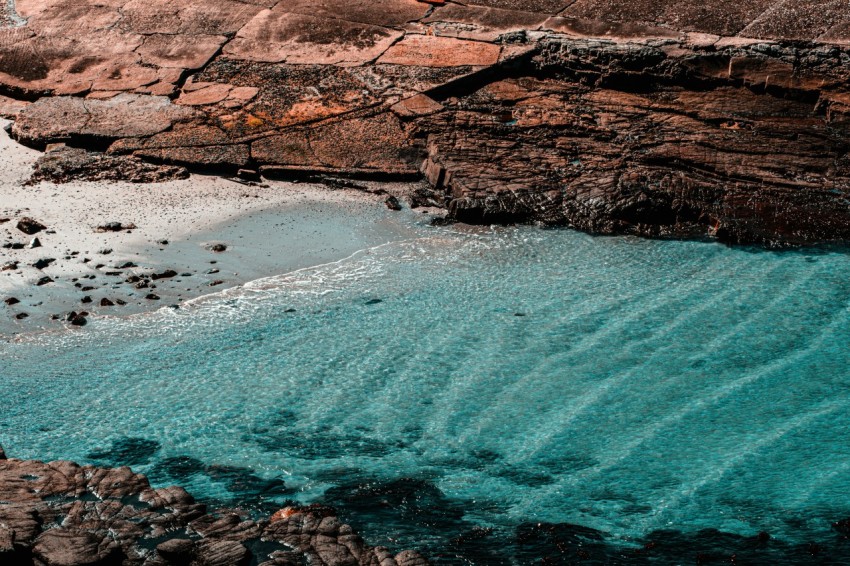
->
0 451 429 565
2 0 850 245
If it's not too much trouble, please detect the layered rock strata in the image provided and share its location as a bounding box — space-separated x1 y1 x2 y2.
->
3 0 850 245
0 449 429 565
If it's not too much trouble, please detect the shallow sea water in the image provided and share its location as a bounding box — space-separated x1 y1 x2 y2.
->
3 220 850 563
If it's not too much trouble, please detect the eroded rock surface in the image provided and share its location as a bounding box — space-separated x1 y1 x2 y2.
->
2 0 850 245
29 146 189 184
0 452 428 565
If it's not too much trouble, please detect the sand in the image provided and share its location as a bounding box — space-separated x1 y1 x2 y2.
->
0 119 432 337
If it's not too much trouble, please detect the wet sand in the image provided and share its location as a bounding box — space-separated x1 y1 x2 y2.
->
0 119 432 337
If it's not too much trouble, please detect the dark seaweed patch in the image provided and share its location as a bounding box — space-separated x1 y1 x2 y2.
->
87 437 161 466
243 421 407 459
206 464 289 501
149 456 207 482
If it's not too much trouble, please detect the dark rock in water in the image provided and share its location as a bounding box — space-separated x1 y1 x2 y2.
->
69 314 87 326
35 276 54 286
80 295 92 304
0 444 5 459
157 239 169 246
430 217 455 227
208 243 228 253
514 521 609 563
385 195 403 211
87 437 162 467
97 222 137 233
4 297 19 306
116 299 127 306
31 258 55 270
100 298 115 307
284 308 296 313
16 217 46 235
118 261 138 269
14 312 27 320
365 298 383 305
151 269 177 280
145 293 160 300
28 146 189 185
209 280 223 286
833 517 850 538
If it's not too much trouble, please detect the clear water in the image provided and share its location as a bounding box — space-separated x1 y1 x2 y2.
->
3 222 850 562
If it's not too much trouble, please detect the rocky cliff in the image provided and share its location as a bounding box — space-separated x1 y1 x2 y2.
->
3 0 850 245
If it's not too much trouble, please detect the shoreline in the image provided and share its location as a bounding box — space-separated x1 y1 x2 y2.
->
0 118 436 337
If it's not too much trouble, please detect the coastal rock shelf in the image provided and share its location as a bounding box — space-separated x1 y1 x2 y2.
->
0 448 429 565
2 1 850 246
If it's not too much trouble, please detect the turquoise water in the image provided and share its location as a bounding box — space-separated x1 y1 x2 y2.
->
3 223 850 562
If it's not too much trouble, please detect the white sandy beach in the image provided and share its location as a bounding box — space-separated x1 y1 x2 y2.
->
0 119 431 336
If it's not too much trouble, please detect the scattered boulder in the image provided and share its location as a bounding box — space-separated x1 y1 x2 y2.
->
28 237 41 249
100 298 115 307
146 293 160 300
385 195 403 211
4 297 19 306
97 222 137 233
0 444 5 459
1 261 18 271
35 276 54 286
32 257 56 270
16 217 46 235
81 296 92 304
14 312 28 320
208 243 227 253
151 269 178 280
